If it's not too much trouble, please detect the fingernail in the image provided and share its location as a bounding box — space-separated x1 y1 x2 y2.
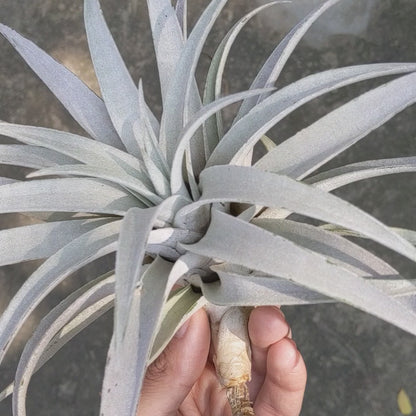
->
174 319 190 338
272 306 286 320
287 338 301 367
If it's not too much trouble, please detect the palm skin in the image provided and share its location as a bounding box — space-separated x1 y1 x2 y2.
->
137 306 307 416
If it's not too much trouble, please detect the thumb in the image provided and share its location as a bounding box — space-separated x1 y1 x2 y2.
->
137 308 210 416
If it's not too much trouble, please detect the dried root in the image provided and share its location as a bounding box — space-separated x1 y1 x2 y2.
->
226 383 254 416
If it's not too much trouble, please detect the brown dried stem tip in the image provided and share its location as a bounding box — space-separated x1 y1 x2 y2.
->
226 382 255 416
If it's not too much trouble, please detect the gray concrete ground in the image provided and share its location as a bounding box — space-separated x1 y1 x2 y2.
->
0 0 415 415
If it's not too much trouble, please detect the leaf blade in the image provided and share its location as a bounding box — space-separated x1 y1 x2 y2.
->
0 221 120 366
159 0 228 171
13 272 115 416
0 218 112 266
178 165 416 261
208 67 416 167
0 178 138 215
235 0 342 119
305 157 416 191
184 210 416 335
100 256 173 416
28 164 161 205
256 72 416 178
0 23 123 149
0 144 77 169
84 0 158 156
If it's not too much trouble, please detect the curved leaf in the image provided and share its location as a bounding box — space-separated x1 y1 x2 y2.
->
28 164 161 206
0 177 18 185
0 122 148 182
256 72 416 178
320 224 416 246
0 220 120 366
115 206 161 346
84 0 158 156
202 263 416 306
208 67 416 167
100 256 173 416
305 157 416 191
252 218 398 276
0 144 76 169
13 272 115 416
160 0 228 171
170 88 274 195
177 165 416 261
236 0 342 119
0 218 112 266
183 210 416 335
146 0 185 103
175 0 187 40
149 285 206 363
135 81 170 177
114 193 199 347
0 178 138 215
202 1 282 156
0 24 123 149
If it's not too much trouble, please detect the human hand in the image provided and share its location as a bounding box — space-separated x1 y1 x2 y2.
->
137 306 307 416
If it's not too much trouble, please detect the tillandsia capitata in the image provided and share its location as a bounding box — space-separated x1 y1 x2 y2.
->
0 0 415 415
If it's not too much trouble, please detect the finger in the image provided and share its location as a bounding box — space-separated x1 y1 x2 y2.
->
137 308 210 416
248 306 290 397
254 337 307 416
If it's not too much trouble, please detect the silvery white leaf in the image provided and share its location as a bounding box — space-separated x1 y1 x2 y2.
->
252 218 398 276
0 177 17 185
0 145 76 169
114 194 194 348
184 210 416 335
202 264 416 306
175 0 188 39
305 157 416 191
13 272 115 416
132 110 170 199
256 72 416 178
204 265 332 306
0 178 138 215
178 165 416 261
160 0 228 173
0 24 123 149
393 228 416 245
170 88 274 195
146 0 184 103
115 206 162 346
0 221 120 366
147 227 201 247
136 81 169 175
0 122 147 181
0 218 112 266
84 0 158 156
149 285 206 363
202 2 282 157
319 224 416 246
28 164 161 206
100 256 173 416
208 66 416 167
260 157 416 220
236 0 342 119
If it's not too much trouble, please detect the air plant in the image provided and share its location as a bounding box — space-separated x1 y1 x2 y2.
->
0 0 415 415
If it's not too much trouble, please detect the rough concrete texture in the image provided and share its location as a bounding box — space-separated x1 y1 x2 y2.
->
0 0 415 415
